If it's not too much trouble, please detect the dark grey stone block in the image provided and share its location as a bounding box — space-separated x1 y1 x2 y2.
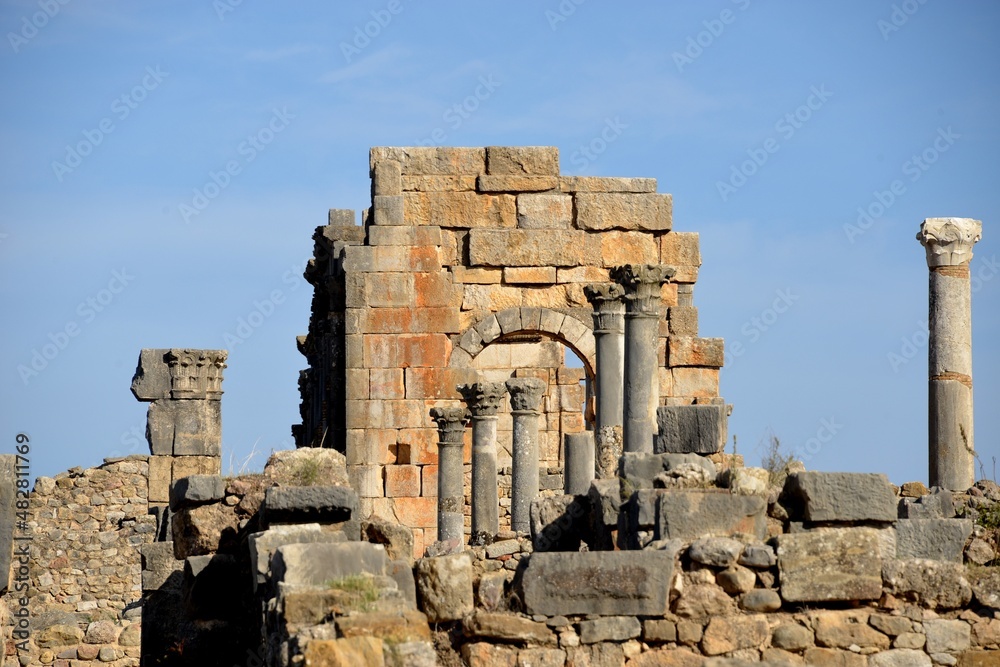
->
781 472 896 523
140 542 183 591
896 518 972 562
261 485 358 528
656 490 766 541
898 490 955 519
130 349 172 401
147 400 222 456
522 551 673 616
183 554 240 619
654 404 727 454
247 524 348 591
169 475 225 510
529 494 591 552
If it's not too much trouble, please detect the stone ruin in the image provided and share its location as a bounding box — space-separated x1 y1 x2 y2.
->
0 147 995 667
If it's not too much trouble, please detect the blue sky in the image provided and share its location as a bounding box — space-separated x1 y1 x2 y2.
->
1 1 997 484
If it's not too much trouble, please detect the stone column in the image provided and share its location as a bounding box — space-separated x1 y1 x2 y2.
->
505 377 547 534
917 217 982 490
563 432 596 495
584 283 626 479
429 407 469 543
610 264 675 455
458 381 507 541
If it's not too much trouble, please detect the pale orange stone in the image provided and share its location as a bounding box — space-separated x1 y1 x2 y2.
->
393 496 438 528
384 465 421 498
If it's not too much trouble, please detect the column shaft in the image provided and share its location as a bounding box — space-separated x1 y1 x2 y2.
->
585 283 626 479
430 407 468 543
917 217 982 490
564 432 596 495
506 378 547 534
458 381 507 541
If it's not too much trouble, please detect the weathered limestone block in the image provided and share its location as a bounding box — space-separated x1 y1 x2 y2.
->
373 193 404 225
169 475 224 510
130 349 174 400
578 616 641 644
882 558 972 609
812 610 890 650
371 146 486 175
780 472 897 523
147 399 222 456
515 193 572 228
771 623 814 651
171 502 239 559
140 542 182 591
260 485 358 533
522 551 673 616
895 518 972 562
468 229 600 267
897 489 954 518
303 636 383 667
247 524 347 590
667 337 724 367
776 528 883 602
969 567 1000 608
599 231 660 267
372 158 402 195
654 405 727 455
461 642 519 667
667 305 699 336
172 454 221 478
674 582 735 618
367 225 442 247
660 231 701 268
688 536 743 567
271 542 388 587
656 491 767 541
575 192 672 231
924 619 972 654
868 649 932 667
478 175 558 192
486 145 559 175
701 614 769 656
415 553 473 622
463 612 555 644
559 176 657 192
405 191 515 228
362 519 415 564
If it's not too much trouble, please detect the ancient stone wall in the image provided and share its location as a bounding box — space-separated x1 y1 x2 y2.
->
293 146 723 549
1 456 153 666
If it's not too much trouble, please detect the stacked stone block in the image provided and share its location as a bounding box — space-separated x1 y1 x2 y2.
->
131 348 227 508
293 146 723 549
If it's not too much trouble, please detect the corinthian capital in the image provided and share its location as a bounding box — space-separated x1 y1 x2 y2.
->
917 217 983 268
458 381 508 418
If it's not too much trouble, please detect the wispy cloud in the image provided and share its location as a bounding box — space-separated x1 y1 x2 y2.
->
245 43 323 62
318 44 410 84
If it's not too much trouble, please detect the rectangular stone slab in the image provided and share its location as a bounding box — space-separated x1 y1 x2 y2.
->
654 405 727 454
895 518 972 562
656 490 767 541
522 551 673 616
776 527 883 602
468 229 599 267
781 472 896 522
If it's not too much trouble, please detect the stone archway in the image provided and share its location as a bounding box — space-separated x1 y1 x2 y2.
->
448 307 596 380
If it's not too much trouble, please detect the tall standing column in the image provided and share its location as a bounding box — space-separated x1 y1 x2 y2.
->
917 217 982 490
584 283 626 478
505 377 547 533
610 264 675 455
429 407 469 543
458 381 507 541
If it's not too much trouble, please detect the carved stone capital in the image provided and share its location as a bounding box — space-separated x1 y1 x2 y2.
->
917 217 983 268
505 378 547 413
164 349 228 399
610 264 676 316
458 382 508 418
430 406 469 445
584 283 626 333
